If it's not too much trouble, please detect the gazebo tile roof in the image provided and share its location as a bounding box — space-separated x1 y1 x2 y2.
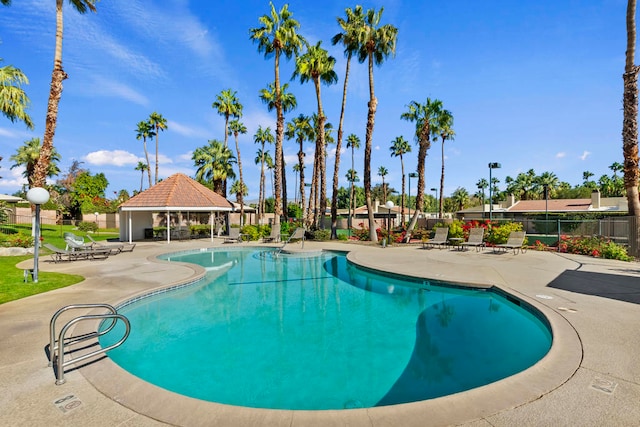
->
120 173 232 209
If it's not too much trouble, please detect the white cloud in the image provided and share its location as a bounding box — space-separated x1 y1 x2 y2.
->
87 77 150 106
0 167 27 188
556 152 566 158
178 151 193 162
580 151 591 161
168 120 211 139
84 150 142 166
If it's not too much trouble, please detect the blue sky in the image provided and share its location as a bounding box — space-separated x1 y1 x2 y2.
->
0 0 628 202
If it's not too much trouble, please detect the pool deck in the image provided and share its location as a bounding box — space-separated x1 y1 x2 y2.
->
2 239 639 426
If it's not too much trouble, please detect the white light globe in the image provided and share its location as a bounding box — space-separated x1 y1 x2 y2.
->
385 200 394 209
26 187 50 205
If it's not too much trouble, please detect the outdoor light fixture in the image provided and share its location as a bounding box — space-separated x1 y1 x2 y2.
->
26 187 50 283
488 162 501 221
385 200 395 243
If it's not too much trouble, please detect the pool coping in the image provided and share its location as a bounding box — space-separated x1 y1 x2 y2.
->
71 246 582 427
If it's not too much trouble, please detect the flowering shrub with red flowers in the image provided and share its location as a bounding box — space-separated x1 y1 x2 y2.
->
558 235 632 261
0 233 34 248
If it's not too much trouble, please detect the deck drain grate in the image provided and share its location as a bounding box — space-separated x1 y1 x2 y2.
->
590 377 617 395
53 394 83 414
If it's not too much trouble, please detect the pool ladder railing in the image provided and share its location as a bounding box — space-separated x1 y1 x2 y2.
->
48 303 130 385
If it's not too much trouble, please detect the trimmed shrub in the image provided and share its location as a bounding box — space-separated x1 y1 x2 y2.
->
78 221 98 232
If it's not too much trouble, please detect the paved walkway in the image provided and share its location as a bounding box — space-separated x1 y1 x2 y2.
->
1 239 639 426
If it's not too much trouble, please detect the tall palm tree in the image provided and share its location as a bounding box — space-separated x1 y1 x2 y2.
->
134 161 148 192
230 180 248 208
377 166 389 203
609 161 624 178
346 133 360 229
623 0 640 252
536 171 559 199
229 119 248 225
260 82 297 217
293 41 338 229
355 7 398 242
346 168 359 225
401 98 443 233
451 187 469 212
0 62 34 129
148 112 167 185
253 126 274 222
330 5 365 239
250 2 306 226
389 135 411 219
213 89 243 149
285 113 313 221
292 163 301 204
476 178 489 217
434 109 454 219
32 0 98 188
10 138 60 188
135 120 155 188
192 140 236 194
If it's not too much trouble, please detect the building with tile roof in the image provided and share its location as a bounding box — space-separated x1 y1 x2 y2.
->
118 173 233 242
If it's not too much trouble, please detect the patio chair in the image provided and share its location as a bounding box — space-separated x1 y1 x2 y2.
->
63 232 87 251
494 231 527 254
262 224 281 243
43 243 77 263
224 228 244 244
281 227 306 249
64 237 111 260
86 235 124 254
460 228 485 251
422 227 449 249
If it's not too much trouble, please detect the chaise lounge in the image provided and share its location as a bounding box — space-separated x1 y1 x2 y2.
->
422 227 449 249
460 227 485 251
224 228 244 244
494 231 527 254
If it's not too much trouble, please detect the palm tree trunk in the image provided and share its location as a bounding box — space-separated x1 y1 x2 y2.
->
155 127 159 185
273 50 283 225
235 133 245 226
313 77 327 230
439 137 445 219
407 137 429 233
365 53 378 242
33 1 66 188
281 147 288 221
143 138 152 188
400 156 406 221
330 55 351 239
298 139 306 223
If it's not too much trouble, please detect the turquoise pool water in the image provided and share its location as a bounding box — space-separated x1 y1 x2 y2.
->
101 248 551 410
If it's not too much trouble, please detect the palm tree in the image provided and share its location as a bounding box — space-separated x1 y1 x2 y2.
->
265 151 275 200
135 120 155 188
32 0 98 188
292 41 338 229
354 7 398 242
451 187 469 212
292 163 301 204
401 98 443 233
0 62 34 129
229 119 248 225
192 140 236 194
434 109 454 219
346 133 361 229
260 82 297 217
609 161 624 178
377 166 389 204
536 171 559 199
148 112 167 185
10 138 60 188
285 114 313 221
230 180 248 207
389 136 411 219
213 89 242 149
346 168 360 225
476 178 489 217
253 126 274 222
250 2 306 226
330 5 365 239
623 0 640 257
134 161 148 193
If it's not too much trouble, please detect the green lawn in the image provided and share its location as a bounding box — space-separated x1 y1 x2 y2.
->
0 255 84 304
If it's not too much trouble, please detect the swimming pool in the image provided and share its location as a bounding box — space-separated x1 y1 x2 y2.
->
100 248 551 410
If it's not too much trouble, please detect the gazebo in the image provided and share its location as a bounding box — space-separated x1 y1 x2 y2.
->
118 173 234 243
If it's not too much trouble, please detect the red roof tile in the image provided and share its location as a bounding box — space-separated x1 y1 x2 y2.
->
120 173 233 210
509 199 591 212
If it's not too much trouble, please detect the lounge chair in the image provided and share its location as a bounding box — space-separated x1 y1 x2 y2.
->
494 231 527 254
43 243 77 263
86 235 124 254
460 227 485 251
63 232 87 250
262 224 281 243
224 228 244 244
281 227 306 249
422 227 449 249
64 238 111 260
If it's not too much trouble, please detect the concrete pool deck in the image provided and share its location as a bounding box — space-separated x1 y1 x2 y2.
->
1 239 639 426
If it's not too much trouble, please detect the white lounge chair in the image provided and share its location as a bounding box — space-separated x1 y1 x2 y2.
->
64 237 111 259
460 228 485 251
422 227 449 249
224 228 244 243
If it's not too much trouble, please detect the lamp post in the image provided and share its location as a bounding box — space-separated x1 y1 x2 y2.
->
26 187 50 283
408 172 418 221
94 211 99 235
488 162 501 221
430 188 438 216
385 200 394 246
